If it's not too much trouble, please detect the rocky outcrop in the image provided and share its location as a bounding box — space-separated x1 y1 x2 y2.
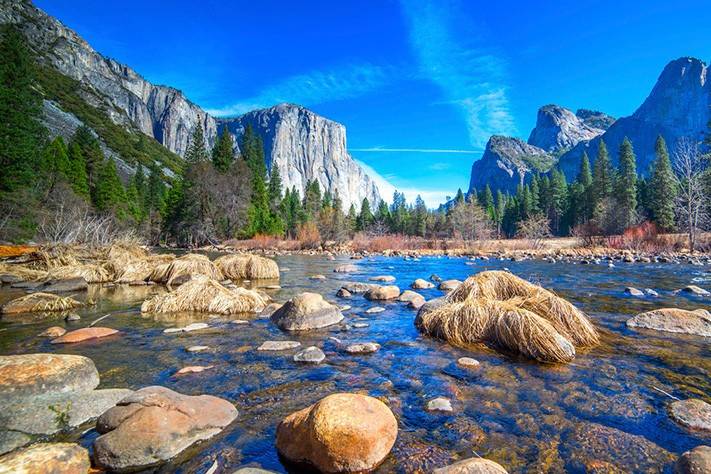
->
528 105 606 153
220 104 381 209
558 57 711 178
576 109 615 130
468 136 554 194
0 0 217 158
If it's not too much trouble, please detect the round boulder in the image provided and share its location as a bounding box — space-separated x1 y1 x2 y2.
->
364 285 401 301
275 393 397 472
0 442 90 474
411 278 435 289
270 293 343 331
93 386 238 472
438 280 462 292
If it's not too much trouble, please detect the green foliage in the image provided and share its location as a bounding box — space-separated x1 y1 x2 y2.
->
616 137 638 229
592 140 614 205
212 127 234 172
185 125 209 164
48 402 72 430
67 142 90 198
357 198 374 231
268 165 283 212
649 135 677 231
92 158 126 214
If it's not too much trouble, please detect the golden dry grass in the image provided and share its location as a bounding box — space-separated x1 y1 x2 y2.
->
140 275 267 315
45 263 113 283
0 263 48 281
1 292 83 314
214 254 280 280
415 270 598 363
147 253 222 287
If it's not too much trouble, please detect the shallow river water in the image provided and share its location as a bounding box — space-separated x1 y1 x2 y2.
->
1 255 710 473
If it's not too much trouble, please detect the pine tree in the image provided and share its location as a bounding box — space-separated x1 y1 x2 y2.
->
357 198 374 231
592 140 614 205
268 165 283 212
211 128 234 172
376 200 390 227
347 204 357 233
0 25 45 194
649 135 676 231
616 137 638 230
70 126 103 189
549 169 568 234
40 136 71 192
185 125 209 163
529 175 541 214
92 159 126 213
494 190 506 237
145 163 166 214
577 151 593 221
413 195 427 237
454 188 465 205
67 143 90 198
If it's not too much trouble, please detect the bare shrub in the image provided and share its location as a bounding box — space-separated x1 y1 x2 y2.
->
673 137 709 252
296 221 321 249
515 214 552 250
449 200 493 241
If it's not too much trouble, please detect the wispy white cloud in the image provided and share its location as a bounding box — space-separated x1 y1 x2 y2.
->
350 147 480 154
400 0 517 148
357 160 453 208
207 63 392 116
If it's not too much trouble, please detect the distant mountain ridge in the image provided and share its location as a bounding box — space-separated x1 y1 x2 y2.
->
0 0 381 209
469 56 710 195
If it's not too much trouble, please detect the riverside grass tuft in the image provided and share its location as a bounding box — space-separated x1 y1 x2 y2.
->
214 254 280 280
415 271 599 363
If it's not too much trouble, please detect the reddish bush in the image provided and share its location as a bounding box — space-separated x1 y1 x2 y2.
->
296 222 321 249
606 221 671 252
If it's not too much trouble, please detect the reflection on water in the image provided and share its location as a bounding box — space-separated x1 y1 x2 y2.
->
1 255 710 473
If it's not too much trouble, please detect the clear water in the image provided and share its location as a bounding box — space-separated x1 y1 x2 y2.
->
1 255 709 473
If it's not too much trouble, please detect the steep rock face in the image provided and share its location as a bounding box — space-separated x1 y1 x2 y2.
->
558 57 710 178
528 105 605 153
468 136 554 194
220 104 381 209
0 0 216 157
576 109 615 131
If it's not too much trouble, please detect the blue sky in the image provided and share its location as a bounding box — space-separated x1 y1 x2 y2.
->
36 0 710 206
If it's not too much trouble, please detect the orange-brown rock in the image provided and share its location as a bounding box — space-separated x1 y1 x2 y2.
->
0 353 99 399
38 326 66 338
276 393 397 472
93 386 238 471
0 442 90 473
50 327 119 344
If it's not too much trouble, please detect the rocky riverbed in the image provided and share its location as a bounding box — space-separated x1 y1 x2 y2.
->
0 252 709 472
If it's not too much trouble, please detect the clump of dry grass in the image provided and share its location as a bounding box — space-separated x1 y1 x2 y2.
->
214 254 280 280
148 253 222 287
141 275 267 315
1 292 83 315
415 270 598 363
45 263 113 283
0 263 47 281
113 254 175 284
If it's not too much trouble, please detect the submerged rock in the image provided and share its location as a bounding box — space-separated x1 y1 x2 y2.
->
93 386 238 472
433 457 508 473
674 445 711 474
50 327 118 344
270 292 343 331
257 341 301 351
365 306 385 314
276 393 397 473
364 285 401 300
39 277 88 294
38 326 66 338
669 399 711 432
0 442 90 474
627 308 711 336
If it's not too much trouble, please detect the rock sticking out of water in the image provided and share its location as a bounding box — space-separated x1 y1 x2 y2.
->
270 292 343 331
186 345 210 352
276 393 397 473
0 442 90 474
293 346 326 364
427 397 453 412
345 342 380 354
50 327 118 344
457 357 480 369
627 308 711 337
369 275 396 282
163 322 209 334
366 306 385 314
93 386 238 472
674 445 711 474
175 365 214 376
438 280 461 291
411 278 435 289
364 285 401 300
681 285 710 296
334 264 359 273
38 326 66 338
625 287 645 297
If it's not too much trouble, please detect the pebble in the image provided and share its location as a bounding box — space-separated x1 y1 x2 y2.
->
353 323 369 328
257 341 301 351
231 319 249 325
427 397 453 412
163 323 209 334
366 307 385 314
293 346 326 364
309 275 326 280
345 342 380 354
65 314 81 321
625 287 645 297
457 357 480 368
186 345 209 352
175 365 214 376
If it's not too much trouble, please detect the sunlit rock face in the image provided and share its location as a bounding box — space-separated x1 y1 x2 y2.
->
220 104 381 210
528 104 606 153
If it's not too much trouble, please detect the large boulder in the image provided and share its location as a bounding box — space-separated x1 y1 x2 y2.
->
364 285 401 301
434 457 509 473
674 446 711 474
411 278 435 289
276 393 397 473
627 308 711 337
0 442 90 474
93 386 238 472
270 292 343 331
0 354 98 401
669 399 711 433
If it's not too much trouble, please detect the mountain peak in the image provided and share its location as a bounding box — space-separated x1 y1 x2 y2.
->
527 104 605 153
